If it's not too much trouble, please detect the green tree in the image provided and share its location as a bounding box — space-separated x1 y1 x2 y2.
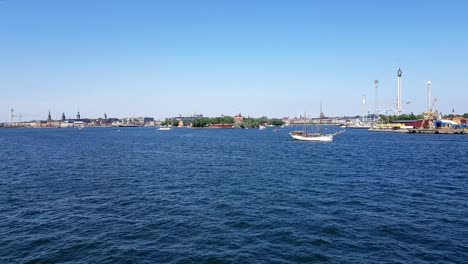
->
160 118 170 126
212 116 234 124
269 118 285 126
379 114 423 123
193 117 212 127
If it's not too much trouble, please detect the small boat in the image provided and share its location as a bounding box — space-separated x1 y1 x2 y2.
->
259 125 267 130
290 101 341 142
289 131 333 142
158 126 172 131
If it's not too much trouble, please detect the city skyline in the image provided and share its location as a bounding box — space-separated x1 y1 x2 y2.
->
1 0 468 121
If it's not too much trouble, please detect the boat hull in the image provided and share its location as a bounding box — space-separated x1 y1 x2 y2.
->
289 132 333 142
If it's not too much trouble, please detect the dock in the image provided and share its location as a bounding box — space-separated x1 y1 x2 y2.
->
408 128 465 134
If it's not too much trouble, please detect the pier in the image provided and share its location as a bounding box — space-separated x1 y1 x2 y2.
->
408 128 465 134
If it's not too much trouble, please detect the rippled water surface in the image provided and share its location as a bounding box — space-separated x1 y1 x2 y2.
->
1 127 467 263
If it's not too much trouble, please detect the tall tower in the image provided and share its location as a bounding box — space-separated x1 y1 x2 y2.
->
61 112 66 121
104 113 107 120
396 68 403 116
427 81 432 112
76 110 81 120
48 110 52 122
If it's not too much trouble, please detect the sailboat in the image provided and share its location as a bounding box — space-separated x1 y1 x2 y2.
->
289 102 341 142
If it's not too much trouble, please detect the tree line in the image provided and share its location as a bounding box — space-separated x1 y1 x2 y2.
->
161 116 285 128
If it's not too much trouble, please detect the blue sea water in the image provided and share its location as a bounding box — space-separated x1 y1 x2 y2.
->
0 127 467 263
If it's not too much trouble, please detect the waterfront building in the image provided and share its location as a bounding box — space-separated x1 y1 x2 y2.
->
121 117 154 126
234 113 244 124
171 114 203 124
74 121 85 128
60 121 74 128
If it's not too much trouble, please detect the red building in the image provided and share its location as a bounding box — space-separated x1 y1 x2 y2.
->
234 113 244 123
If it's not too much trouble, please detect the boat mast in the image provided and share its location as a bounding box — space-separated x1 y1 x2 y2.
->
319 100 323 134
304 112 307 134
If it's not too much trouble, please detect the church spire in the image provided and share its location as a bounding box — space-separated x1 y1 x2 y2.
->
47 110 52 122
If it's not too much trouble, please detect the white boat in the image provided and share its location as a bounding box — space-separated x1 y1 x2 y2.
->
158 126 172 131
290 102 342 142
259 125 267 130
289 131 333 142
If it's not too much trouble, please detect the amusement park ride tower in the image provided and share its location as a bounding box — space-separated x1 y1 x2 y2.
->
396 68 403 116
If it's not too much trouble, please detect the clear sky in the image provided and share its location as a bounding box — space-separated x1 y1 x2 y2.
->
1 0 467 121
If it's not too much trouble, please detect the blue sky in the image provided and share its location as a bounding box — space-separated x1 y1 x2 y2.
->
1 0 467 121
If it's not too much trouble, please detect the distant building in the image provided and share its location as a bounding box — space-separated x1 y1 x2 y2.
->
121 117 154 126
74 121 85 128
60 121 73 128
234 113 244 124
61 112 66 121
170 114 203 126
